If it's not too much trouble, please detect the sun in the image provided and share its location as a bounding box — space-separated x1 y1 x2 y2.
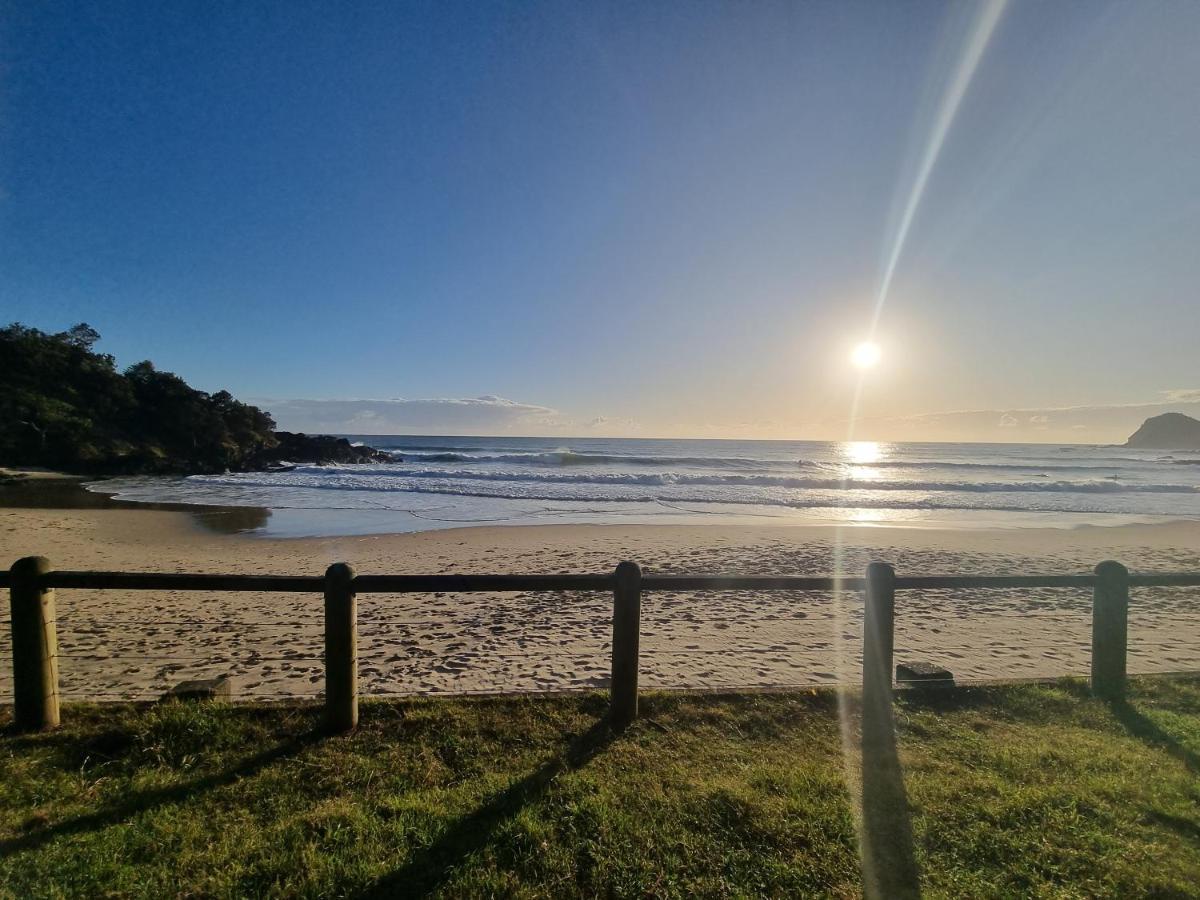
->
850 341 882 369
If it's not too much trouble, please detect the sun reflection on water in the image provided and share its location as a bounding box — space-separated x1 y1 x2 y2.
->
839 507 913 525
842 440 886 466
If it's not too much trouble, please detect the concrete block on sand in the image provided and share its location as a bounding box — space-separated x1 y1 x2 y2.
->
896 661 954 688
164 676 234 702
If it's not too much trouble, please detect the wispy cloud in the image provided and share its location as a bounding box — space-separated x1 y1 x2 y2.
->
852 391 1200 443
253 396 560 435
254 388 1200 443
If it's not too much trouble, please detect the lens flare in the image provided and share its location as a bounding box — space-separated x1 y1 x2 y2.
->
839 11 1009 881
872 0 1009 330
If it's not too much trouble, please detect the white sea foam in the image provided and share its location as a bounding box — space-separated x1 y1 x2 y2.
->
90 436 1200 532
189 467 1199 495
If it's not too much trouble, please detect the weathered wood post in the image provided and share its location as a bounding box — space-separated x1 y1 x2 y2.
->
610 560 642 727
861 561 919 899
10 556 60 731
1092 560 1129 701
324 562 358 732
863 561 895 718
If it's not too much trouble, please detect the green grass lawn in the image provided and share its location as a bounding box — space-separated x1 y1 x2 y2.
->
1 677 1198 898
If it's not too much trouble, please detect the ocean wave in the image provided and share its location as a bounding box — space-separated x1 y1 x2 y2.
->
191 468 1200 495
375 444 486 454
163 478 1180 516
396 450 796 468
88 436 1200 527
864 459 1138 472
391 449 1176 474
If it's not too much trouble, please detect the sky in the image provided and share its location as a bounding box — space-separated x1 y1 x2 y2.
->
2 1 1198 443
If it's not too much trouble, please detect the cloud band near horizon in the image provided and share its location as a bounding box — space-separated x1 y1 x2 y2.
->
253 390 1200 443
253 395 561 435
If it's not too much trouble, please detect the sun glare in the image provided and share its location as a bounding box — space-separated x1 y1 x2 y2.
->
850 341 882 369
844 440 883 465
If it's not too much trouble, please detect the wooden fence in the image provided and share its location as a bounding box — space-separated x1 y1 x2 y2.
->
5 556 1200 733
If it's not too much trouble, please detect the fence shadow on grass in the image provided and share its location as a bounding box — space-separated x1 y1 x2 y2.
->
859 693 921 900
1107 698 1200 774
355 716 618 899
0 727 324 856
1143 809 1200 844
1057 680 1200 774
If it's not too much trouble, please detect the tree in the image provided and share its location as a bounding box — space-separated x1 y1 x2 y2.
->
57 323 101 351
0 323 279 473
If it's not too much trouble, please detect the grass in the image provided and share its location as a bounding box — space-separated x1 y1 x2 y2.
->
0 677 1197 898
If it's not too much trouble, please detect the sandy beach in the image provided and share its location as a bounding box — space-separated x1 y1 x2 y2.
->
2 501 1198 702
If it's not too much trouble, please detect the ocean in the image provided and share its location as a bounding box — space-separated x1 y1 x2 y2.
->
88 436 1200 537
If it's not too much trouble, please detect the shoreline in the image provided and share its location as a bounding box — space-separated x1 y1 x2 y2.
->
0 466 89 483
7 473 1200 554
0 472 275 536
14 472 1200 541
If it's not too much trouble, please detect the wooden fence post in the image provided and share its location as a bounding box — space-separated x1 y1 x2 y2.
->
10 556 60 731
1092 560 1129 700
863 561 895 718
860 561 920 899
610 560 642 727
324 562 358 732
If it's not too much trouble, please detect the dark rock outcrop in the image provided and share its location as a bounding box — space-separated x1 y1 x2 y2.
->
249 432 393 467
1124 413 1200 450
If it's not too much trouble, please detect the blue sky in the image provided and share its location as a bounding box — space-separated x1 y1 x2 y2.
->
2 1 1198 441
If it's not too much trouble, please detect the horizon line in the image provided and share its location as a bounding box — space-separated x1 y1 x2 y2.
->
328 431 1128 448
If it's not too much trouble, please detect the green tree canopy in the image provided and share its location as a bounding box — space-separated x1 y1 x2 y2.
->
0 323 277 473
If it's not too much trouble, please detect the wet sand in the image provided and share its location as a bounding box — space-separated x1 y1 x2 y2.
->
2 501 1198 701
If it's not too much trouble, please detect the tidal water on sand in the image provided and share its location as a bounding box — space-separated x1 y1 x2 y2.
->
90 436 1200 537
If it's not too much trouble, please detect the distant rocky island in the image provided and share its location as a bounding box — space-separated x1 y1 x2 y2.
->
257 432 391 468
1125 413 1200 450
0 322 390 476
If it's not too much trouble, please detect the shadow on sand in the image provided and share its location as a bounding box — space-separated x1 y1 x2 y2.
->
355 717 618 899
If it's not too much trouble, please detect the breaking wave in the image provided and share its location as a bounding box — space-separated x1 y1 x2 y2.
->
192 466 1200 495
91 436 1200 526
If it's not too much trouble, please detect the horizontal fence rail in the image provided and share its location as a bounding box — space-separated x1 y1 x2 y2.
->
5 556 1200 734
4 571 1200 592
